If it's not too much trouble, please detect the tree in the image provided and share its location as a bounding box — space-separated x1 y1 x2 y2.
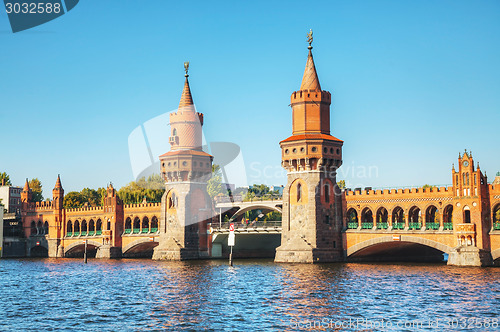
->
63 192 85 209
29 178 43 202
0 172 12 186
495 208 500 223
207 165 223 199
81 188 101 206
117 175 165 204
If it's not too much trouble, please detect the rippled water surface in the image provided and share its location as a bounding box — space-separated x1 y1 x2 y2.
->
0 259 499 331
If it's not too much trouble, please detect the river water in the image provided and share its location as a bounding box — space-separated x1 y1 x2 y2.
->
0 259 498 331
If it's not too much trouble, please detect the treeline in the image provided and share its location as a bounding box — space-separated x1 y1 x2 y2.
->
63 175 165 209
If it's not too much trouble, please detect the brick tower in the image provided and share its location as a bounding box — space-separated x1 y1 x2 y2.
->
448 150 492 266
153 62 213 260
95 183 124 258
275 31 344 263
52 175 64 257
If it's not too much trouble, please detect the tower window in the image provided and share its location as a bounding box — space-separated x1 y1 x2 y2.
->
330 148 333 154
285 149 289 154
467 173 470 186
336 148 340 154
324 147 328 153
312 147 317 152
300 147 305 153
324 183 330 203
173 128 177 136
292 148 297 154
297 183 302 202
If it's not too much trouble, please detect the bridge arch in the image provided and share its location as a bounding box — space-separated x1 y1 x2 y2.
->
229 204 282 221
64 240 102 257
122 238 159 258
491 248 500 262
347 235 453 258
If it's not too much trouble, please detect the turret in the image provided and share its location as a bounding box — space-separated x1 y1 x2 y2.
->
21 178 32 203
52 174 64 210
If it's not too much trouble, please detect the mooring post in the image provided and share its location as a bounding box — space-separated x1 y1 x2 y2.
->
84 239 88 264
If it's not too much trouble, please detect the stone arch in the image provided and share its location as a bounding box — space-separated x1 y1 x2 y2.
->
74 220 80 234
289 178 308 205
392 206 405 226
142 216 150 233
89 219 95 234
122 238 159 256
64 240 101 256
346 208 358 229
347 235 453 257
81 219 88 235
67 220 73 235
133 217 141 233
96 219 102 233
43 221 49 235
124 217 132 232
167 189 178 209
230 204 283 221
375 206 388 229
151 216 159 232
425 205 439 229
408 206 421 228
443 204 453 224
361 207 373 226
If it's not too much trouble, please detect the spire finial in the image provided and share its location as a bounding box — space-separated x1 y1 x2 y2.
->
184 61 189 77
307 29 313 49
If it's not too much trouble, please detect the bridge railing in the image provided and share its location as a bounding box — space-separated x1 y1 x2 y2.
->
214 195 283 204
212 221 282 231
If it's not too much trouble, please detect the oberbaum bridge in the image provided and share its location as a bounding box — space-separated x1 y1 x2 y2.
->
20 34 500 267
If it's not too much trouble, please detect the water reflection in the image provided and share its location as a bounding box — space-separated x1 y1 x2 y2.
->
0 259 498 331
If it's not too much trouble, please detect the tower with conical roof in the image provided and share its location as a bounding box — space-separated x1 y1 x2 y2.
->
275 31 344 263
153 62 213 260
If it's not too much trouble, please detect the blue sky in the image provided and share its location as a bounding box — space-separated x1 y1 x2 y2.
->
0 0 499 197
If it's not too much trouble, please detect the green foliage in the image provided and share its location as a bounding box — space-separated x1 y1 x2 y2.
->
0 172 12 186
81 188 102 206
63 191 85 209
264 211 282 221
243 184 281 201
422 184 437 190
29 178 43 202
495 208 500 223
337 180 346 189
207 165 224 199
117 174 165 204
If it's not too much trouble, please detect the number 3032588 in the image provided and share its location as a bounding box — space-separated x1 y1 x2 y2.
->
5 2 62 14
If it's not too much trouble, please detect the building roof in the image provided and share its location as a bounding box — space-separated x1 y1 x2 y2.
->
179 77 194 109
300 49 321 91
280 133 343 144
159 149 212 158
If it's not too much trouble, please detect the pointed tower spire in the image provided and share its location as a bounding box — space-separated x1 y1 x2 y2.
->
179 61 194 109
300 29 321 91
23 178 30 191
54 174 62 189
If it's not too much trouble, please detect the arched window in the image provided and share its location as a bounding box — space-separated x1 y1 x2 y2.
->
30 221 37 236
36 220 43 235
151 216 159 232
133 217 141 234
173 128 177 136
67 220 73 235
297 183 302 202
463 173 466 185
142 217 150 233
89 219 95 235
124 217 132 234
81 220 88 235
74 220 80 235
96 219 102 235
43 221 49 235
324 183 330 203
467 173 470 186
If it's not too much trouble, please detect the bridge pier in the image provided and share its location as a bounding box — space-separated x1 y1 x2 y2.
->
95 245 122 259
448 246 492 267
